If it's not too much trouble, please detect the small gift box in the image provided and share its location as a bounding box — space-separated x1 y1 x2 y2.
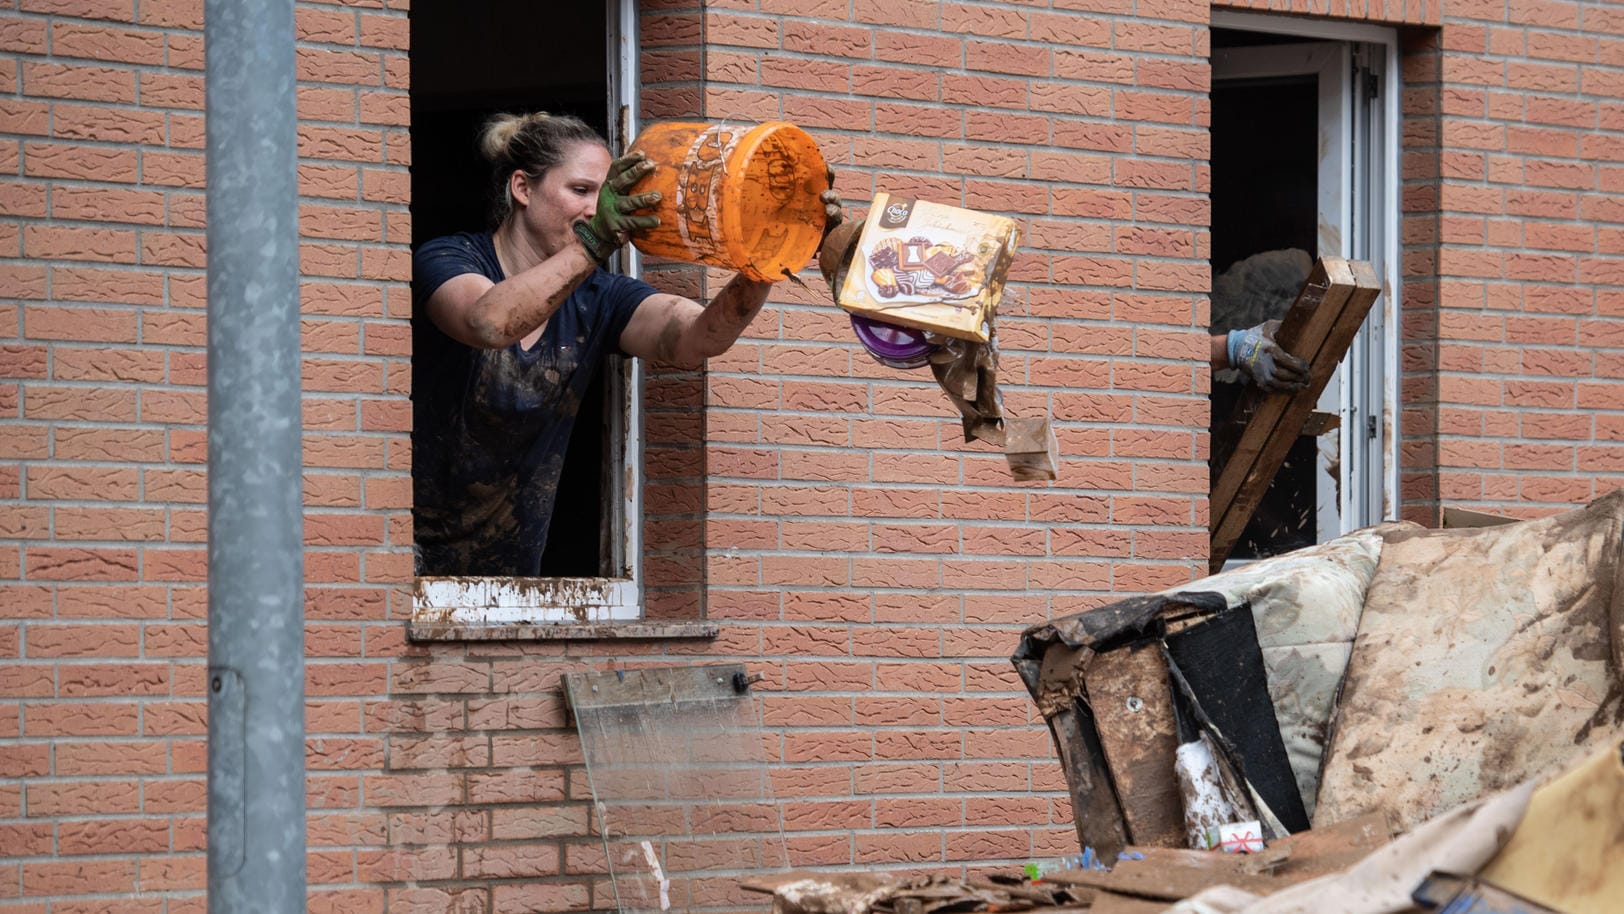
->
1207 820 1264 854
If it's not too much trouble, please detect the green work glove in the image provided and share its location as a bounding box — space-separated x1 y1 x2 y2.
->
573 150 662 264
1228 319 1310 392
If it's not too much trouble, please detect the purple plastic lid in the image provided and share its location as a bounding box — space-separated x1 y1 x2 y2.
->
850 314 936 370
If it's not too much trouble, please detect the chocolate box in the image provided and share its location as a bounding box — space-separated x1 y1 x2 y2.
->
835 193 1021 343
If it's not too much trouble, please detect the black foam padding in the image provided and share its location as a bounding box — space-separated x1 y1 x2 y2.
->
1164 604 1311 833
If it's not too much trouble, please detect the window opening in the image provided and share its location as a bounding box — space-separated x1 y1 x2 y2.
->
1210 26 1396 562
1210 33 1322 559
409 0 647 628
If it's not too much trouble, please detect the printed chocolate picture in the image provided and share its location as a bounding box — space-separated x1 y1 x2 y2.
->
864 233 991 303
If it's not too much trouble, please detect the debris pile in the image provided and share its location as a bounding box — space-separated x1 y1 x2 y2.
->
743 871 1088 914
733 491 1624 914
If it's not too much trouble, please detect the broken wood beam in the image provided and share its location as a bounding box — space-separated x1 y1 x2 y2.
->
1047 703 1131 863
1082 644 1185 848
1209 257 1381 572
1300 410 1339 437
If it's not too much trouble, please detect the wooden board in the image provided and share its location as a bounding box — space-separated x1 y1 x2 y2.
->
1244 812 1391 883
1209 258 1352 507
1209 258 1381 571
1082 645 1185 848
1041 813 1392 903
1088 892 1171 914
1048 702 1131 863
1301 410 1339 437
1038 846 1279 900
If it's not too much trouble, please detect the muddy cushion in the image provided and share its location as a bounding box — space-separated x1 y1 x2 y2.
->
1314 490 1624 831
1167 527 1390 818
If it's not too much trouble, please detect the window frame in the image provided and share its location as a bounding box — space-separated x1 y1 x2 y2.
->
1210 13 1402 570
1212 11 1401 529
409 0 704 641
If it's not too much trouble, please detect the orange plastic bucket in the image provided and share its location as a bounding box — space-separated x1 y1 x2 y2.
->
626 121 830 283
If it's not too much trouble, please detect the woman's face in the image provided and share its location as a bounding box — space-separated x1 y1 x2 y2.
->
511 141 610 256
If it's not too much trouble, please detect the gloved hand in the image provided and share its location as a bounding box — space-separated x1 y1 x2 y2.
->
573 150 662 264
820 166 843 241
1227 319 1309 392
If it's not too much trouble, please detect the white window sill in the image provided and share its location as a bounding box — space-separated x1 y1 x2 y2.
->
409 576 717 642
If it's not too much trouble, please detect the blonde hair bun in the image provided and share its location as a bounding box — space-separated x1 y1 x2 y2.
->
479 111 552 163
474 111 604 228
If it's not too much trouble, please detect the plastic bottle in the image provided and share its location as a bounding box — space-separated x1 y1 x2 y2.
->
1023 849 1104 880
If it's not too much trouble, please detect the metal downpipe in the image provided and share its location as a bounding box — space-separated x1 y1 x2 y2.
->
204 0 306 909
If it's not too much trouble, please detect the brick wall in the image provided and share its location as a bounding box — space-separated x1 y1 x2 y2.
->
1355 0 1624 521
5 0 1624 913
0 0 413 909
685 0 1214 880
641 4 711 622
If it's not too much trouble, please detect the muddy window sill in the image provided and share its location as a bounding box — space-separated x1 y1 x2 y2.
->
409 576 716 643
408 619 719 642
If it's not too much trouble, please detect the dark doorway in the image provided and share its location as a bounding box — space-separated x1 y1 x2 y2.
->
410 1 614 576
1210 36 1321 560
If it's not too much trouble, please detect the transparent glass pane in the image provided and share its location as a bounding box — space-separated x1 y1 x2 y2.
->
565 665 787 914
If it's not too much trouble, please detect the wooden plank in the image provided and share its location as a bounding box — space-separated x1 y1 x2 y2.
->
1213 261 1379 567
1243 812 1391 883
1038 846 1278 900
1301 410 1339 437
1038 813 1394 902
1082 645 1185 848
1209 258 1354 518
1210 259 1380 571
1210 410 1336 471
1048 703 1131 863
1088 892 1171 914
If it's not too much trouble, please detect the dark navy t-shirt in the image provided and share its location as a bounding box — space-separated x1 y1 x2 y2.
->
412 231 657 576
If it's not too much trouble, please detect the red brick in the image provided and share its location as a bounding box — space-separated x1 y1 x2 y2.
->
296 5 356 43
0 98 49 137
22 859 138 896
22 62 136 103
0 18 49 53
23 223 137 264
51 23 166 65
358 13 407 51
297 48 382 85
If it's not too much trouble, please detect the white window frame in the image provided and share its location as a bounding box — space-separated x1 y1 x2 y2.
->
412 0 661 637
1211 11 1403 540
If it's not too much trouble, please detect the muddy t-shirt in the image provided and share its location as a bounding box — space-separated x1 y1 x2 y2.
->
412 231 656 576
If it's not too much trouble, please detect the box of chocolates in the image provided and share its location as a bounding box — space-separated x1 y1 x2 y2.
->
835 192 1021 343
